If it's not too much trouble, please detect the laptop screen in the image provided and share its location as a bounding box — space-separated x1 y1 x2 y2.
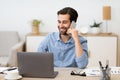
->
17 52 58 78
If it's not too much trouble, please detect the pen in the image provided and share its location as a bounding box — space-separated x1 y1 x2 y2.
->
106 64 108 69
7 68 17 71
106 60 109 69
99 61 103 69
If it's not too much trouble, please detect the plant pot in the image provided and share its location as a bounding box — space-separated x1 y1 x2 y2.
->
32 26 39 34
90 27 101 34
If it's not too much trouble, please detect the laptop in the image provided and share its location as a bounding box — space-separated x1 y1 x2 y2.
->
17 52 58 78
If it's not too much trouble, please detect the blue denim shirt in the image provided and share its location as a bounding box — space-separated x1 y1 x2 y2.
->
37 32 88 68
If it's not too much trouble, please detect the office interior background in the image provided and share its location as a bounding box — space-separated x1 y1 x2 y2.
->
0 0 120 66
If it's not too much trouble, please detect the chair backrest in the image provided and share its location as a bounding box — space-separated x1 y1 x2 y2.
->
0 31 20 56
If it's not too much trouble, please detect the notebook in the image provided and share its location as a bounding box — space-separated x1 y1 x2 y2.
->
17 52 58 78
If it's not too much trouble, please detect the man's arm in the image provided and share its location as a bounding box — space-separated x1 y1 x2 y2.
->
68 28 83 57
68 28 88 68
37 35 50 52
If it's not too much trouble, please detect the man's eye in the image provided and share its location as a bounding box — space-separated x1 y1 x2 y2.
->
63 21 67 24
58 21 61 24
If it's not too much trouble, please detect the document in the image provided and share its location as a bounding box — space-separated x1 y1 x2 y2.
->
111 67 120 74
84 67 120 76
0 67 9 73
0 67 17 74
84 67 100 76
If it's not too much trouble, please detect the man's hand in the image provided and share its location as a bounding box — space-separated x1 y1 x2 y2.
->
67 27 83 58
67 27 79 41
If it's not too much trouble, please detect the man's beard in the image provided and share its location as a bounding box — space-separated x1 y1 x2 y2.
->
58 26 69 35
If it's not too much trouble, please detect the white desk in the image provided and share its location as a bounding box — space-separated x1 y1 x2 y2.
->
0 68 120 80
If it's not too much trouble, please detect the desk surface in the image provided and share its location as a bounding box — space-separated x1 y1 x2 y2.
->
0 68 120 80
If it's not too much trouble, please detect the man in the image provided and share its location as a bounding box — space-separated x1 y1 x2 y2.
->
38 7 88 68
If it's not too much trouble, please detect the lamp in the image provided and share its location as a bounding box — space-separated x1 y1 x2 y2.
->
103 6 111 33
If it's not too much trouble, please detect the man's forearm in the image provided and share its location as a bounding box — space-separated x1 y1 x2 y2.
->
74 37 83 58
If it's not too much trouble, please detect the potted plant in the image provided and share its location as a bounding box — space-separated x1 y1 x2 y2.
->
90 21 102 34
32 19 42 34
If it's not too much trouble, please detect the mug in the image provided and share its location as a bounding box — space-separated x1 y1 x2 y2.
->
4 70 21 79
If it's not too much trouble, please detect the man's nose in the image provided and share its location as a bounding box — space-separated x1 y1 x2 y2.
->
59 23 64 27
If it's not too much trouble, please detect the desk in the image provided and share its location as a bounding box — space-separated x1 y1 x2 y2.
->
0 68 120 80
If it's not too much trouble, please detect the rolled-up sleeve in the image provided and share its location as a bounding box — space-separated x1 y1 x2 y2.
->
75 38 88 68
75 52 88 68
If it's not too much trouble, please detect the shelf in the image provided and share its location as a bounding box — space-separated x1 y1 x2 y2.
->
80 33 117 37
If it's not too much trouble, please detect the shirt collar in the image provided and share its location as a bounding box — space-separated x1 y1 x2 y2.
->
56 32 74 44
56 32 61 41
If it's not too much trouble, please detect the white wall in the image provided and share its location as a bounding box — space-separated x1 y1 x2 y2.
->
0 0 120 65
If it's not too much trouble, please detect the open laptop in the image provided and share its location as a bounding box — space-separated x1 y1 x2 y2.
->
17 52 58 78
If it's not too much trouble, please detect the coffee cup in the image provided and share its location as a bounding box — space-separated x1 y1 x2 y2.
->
4 70 22 79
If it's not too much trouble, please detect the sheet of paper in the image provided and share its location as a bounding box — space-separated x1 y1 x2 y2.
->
0 67 9 73
111 67 120 74
84 67 120 76
84 67 100 76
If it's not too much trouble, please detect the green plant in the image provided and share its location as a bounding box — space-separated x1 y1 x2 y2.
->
32 19 42 26
90 21 102 28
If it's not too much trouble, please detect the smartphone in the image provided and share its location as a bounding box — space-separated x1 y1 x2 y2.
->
67 21 76 35
70 21 76 28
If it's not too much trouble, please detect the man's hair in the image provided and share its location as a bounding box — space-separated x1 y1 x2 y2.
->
57 7 78 22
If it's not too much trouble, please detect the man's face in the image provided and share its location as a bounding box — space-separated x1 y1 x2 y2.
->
57 14 71 35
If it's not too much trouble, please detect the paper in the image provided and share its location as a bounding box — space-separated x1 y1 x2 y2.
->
0 67 9 73
84 67 100 76
0 67 17 74
111 67 120 74
84 67 120 76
